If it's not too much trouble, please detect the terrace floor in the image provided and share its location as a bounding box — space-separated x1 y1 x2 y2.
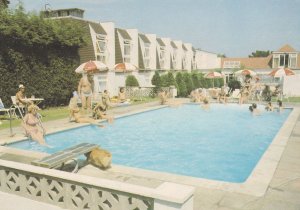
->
0 99 300 210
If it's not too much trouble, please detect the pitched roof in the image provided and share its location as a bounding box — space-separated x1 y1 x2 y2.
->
139 34 150 44
221 55 272 70
156 38 165 47
116 28 131 40
89 22 107 35
171 41 177 49
276 44 296 52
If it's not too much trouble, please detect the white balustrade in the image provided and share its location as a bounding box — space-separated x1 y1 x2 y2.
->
0 159 194 210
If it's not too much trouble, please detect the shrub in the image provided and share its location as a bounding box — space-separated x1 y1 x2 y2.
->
125 75 139 87
0 8 85 106
183 72 194 94
175 72 187 97
151 71 161 95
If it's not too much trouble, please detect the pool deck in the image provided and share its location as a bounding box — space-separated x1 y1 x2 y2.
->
0 99 300 210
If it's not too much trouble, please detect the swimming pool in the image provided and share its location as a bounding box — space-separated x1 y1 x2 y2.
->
10 104 291 183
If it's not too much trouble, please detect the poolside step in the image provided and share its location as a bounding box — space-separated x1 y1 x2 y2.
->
31 143 99 169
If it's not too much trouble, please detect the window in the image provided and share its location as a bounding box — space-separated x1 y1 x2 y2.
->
144 43 150 69
96 75 107 93
95 34 107 63
272 54 280 68
183 53 187 69
223 61 240 68
276 53 297 68
289 54 297 68
123 40 131 63
159 47 165 68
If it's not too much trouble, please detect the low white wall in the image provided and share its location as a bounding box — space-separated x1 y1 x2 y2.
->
283 75 300 96
0 159 195 210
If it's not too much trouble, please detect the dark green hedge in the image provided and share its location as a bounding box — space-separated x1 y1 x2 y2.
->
0 7 86 107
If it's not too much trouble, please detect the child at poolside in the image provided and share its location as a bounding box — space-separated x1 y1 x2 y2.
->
277 100 284 112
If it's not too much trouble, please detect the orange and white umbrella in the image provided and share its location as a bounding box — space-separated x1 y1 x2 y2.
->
269 67 295 77
235 69 256 76
204 72 224 79
75 60 108 74
114 62 138 72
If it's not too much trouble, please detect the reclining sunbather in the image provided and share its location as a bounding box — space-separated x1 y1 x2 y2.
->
69 94 104 127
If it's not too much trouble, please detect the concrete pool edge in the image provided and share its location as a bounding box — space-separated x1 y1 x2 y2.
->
102 107 299 197
2 104 299 197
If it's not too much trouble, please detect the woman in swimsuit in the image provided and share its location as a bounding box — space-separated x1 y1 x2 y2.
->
78 73 93 113
22 104 49 146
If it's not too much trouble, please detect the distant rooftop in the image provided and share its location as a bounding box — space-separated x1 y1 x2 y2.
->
41 8 85 19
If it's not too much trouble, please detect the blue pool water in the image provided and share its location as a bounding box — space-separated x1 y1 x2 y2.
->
10 104 291 183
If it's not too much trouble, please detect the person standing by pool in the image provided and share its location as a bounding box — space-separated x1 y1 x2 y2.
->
159 90 169 105
78 73 93 113
218 86 227 104
239 87 250 105
22 104 49 146
277 100 284 112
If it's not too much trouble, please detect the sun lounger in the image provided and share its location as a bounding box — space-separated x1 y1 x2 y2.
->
31 143 99 171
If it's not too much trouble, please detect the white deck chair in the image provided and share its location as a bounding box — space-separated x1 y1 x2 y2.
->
0 98 14 116
11 96 25 119
229 89 240 103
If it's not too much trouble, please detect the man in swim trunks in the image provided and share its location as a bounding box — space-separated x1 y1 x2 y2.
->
78 73 93 113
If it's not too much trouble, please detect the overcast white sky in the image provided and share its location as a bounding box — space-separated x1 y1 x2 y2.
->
9 0 300 57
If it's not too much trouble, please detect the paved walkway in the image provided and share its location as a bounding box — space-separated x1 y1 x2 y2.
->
0 100 300 210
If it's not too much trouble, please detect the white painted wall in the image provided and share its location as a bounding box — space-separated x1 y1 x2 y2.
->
173 40 183 70
196 50 221 70
101 22 116 70
184 43 193 72
283 74 300 96
161 38 171 70
145 34 157 70
126 29 139 68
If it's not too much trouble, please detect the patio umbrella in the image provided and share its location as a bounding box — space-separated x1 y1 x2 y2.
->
75 60 108 74
235 69 257 76
204 72 224 79
204 72 224 87
269 67 295 77
114 62 138 72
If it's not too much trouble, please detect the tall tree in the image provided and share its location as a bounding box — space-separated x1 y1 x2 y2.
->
248 50 270 57
0 0 10 9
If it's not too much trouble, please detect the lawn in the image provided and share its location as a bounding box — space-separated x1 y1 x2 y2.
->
0 106 69 130
0 97 159 130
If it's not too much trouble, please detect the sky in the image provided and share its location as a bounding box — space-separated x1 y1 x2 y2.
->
9 0 300 57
